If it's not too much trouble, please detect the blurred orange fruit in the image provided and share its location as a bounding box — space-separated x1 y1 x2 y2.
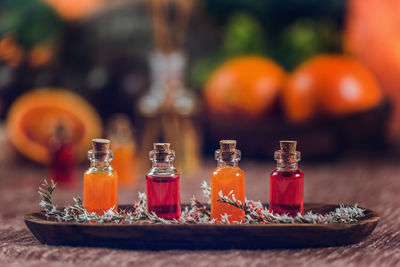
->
45 0 104 20
29 44 52 68
204 56 285 117
345 0 400 139
283 55 383 123
7 89 102 164
0 34 24 67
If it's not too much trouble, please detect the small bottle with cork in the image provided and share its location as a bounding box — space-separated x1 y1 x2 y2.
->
84 138 118 215
270 140 304 216
107 114 137 189
48 124 76 187
211 140 245 223
146 143 181 220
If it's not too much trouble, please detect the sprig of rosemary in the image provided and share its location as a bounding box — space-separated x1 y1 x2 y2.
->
38 179 365 225
214 183 365 224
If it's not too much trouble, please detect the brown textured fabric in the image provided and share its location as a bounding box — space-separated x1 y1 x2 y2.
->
0 158 399 266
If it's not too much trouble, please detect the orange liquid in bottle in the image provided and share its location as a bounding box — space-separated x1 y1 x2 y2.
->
84 170 118 215
211 166 245 223
83 139 118 215
112 142 137 188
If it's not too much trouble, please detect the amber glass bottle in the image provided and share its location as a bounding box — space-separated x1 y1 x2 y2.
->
270 141 304 216
107 114 137 188
84 139 118 215
211 140 245 223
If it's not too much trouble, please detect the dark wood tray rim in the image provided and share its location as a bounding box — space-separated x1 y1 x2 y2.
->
23 203 380 249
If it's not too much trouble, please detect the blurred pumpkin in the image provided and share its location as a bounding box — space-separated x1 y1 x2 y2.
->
345 0 400 139
204 56 285 117
6 89 102 164
283 55 383 123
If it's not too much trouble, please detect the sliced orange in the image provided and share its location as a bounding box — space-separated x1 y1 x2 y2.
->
6 88 102 164
204 55 285 117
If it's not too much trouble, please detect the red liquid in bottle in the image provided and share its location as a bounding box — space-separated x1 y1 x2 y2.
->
146 175 181 220
270 169 304 216
50 143 76 186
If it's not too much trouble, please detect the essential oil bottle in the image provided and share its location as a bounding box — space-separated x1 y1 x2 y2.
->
49 124 76 187
107 114 137 188
83 139 118 215
146 143 181 220
211 140 245 223
269 140 304 216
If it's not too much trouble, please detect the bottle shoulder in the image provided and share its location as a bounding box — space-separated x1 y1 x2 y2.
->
147 166 179 178
212 166 245 178
85 167 117 176
270 168 303 178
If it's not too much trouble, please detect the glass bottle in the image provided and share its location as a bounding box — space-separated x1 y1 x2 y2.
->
211 140 245 223
107 114 137 188
270 140 304 216
49 124 76 187
146 143 181 220
84 139 118 215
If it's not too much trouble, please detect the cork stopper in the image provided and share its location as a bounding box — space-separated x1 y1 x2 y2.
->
152 143 173 161
92 138 110 152
280 140 297 153
275 140 300 163
217 140 240 162
154 143 170 153
220 140 237 152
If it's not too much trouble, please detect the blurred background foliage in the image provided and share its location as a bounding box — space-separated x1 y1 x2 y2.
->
192 0 343 87
0 0 62 49
0 0 395 166
0 0 346 116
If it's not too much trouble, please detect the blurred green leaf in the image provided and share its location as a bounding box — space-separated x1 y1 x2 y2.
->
0 0 62 48
190 54 225 90
190 12 267 88
279 19 341 69
223 12 266 55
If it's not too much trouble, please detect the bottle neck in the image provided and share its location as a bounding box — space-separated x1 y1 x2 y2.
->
274 150 300 171
217 161 239 168
90 161 111 170
88 150 113 171
215 149 241 168
148 157 178 178
149 149 176 171
152 160 173 168
276 161 298 171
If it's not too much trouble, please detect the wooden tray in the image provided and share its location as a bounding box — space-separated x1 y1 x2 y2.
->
24 203 379 250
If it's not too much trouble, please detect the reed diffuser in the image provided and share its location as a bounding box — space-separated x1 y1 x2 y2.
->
138 0 201 174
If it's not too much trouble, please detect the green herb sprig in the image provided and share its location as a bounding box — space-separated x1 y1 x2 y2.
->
38 180 365 225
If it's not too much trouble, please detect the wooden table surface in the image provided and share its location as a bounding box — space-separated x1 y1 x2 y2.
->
0 158 399 266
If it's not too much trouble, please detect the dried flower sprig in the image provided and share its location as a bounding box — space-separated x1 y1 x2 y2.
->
39 180 127 223
201 181 211 203
38 180 365 225
212 182 365 224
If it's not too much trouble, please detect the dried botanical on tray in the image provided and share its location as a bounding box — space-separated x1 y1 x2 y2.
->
38 180 365 225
